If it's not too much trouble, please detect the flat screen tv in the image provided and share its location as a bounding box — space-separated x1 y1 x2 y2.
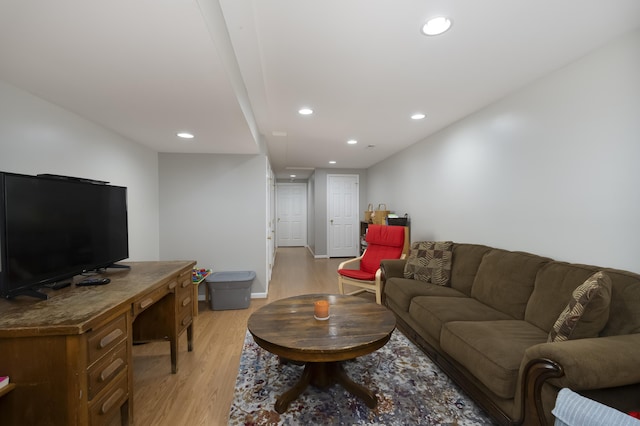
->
0 172 129 299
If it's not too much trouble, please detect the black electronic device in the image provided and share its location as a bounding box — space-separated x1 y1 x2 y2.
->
76 277 111 286
0 171 129 299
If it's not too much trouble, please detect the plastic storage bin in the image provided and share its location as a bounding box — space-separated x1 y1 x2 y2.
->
205 271 255 310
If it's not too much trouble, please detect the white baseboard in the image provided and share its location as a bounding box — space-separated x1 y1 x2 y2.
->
306 245 329 258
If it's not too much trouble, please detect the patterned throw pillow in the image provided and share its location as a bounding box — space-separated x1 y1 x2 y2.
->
403 241 453 286
548 271 612 343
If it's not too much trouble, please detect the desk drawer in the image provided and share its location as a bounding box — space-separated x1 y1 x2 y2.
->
89 370 128 426
178 308 193 333
178 270 191 295
87 314 128 366
88 341 127 400
134 285 169 317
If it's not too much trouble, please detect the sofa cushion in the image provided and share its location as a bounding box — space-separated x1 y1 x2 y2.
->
450 243 493 296
408 296 512 342
440 320 548 399
525 262 600 332
384 277 466 313
403 241 453 285
548 271 612 342
471 249 551 319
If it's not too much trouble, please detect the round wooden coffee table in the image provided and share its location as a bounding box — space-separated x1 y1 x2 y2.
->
247 293 396 413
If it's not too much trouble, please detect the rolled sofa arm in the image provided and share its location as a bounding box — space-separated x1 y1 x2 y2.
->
380 259 407 280
523 333 640 390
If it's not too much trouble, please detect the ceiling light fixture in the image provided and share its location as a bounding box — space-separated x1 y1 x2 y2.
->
290 174 296 178
298 108 313 115
411 113 426 120
347 139 358 145
421 17 452 36
177 132 194 139
329 160 337 164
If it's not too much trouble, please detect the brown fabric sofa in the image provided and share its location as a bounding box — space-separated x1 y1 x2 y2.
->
381 243 640 426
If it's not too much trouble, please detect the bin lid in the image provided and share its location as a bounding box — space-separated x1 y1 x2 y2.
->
206 271 256 282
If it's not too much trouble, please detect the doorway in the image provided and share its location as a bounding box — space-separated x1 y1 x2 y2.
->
276 183 307 247
327 174 359 257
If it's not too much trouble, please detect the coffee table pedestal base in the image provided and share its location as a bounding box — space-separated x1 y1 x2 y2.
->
275 361 377 414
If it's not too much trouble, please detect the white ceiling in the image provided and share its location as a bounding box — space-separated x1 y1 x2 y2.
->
1 1 639 180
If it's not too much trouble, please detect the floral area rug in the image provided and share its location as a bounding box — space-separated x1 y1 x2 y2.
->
228 329 497 425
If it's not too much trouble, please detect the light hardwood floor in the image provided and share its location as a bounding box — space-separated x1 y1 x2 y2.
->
130 247 368 425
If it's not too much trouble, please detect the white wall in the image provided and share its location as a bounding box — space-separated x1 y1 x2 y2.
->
158 153 268 295
0 80 160 261
367 29 640 273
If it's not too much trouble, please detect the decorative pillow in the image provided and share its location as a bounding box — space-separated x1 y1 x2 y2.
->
403 241 453 285
548 271 612 343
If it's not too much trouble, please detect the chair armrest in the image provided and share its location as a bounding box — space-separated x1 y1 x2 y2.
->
523 334 640 390
338 255 363 270
380 259 407 280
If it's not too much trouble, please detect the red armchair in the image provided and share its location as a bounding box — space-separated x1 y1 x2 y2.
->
337 224 408 304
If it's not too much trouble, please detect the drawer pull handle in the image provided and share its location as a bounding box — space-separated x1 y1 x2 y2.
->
181 297 192 307
168 281 177 290
100 388 125 415
99 329 124 349
181 280 190 288
139 298 154 310
100 358 125 382
181 316 192 327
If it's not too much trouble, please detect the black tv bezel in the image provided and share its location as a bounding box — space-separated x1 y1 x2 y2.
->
0 172 129 299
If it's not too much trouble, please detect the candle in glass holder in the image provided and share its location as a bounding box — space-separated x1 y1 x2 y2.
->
314 300 330 320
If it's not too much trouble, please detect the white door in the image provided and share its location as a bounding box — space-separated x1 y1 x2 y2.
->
276 183 307 247
327 174 359 257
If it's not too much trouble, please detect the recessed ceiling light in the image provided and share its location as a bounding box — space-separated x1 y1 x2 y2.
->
298 108 313 115
421 17 452 36
411 113 426 120
177 132 194 139
329 160 337 164
290 174 296 178
347 139 358 145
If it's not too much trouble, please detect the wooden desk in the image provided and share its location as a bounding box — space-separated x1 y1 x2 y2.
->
0 260 196 426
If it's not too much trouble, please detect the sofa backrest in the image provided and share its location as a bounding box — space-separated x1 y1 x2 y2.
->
450 243 493 296
600 267 640 336
525 261 640 336
470 248 552 319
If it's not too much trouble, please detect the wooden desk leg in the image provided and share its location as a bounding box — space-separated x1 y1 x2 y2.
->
187 322 194 352
170 334 178 374
120 399 131 426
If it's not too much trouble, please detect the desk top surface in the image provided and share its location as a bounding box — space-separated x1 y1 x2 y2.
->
0 260 195 337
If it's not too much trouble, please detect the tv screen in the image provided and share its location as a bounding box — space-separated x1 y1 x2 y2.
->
0 172 129 299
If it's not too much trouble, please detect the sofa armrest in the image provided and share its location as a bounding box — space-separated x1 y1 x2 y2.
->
523 334 640 390
380 259 407 280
